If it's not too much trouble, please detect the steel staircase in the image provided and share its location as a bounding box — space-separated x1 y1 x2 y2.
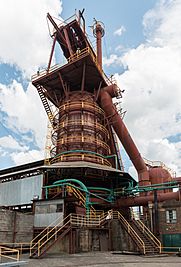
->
37 85 54 128
129 219 161 254
112 211 146 254
112 211 161 255
130 219 161 254
66 185 96 216
29 211 161 258
30 213 106 258
30 214 72 258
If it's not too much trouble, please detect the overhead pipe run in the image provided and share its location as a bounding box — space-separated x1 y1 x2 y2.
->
116 190 181 207
99 85 150 187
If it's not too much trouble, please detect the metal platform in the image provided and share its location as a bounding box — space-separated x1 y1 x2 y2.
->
32 50 108 106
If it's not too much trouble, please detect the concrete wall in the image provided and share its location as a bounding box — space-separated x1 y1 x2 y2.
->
110 220 137 252
15 212 34 243
46 222 137 255
0 209 34 243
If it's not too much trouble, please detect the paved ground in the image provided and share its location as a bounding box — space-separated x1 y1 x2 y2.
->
19 252 181 267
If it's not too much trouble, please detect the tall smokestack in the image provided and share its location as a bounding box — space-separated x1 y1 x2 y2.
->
93 20 105 69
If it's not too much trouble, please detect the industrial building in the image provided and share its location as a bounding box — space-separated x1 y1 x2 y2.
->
0 10 180 260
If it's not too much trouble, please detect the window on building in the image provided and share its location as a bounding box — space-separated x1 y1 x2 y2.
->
166 210 177 223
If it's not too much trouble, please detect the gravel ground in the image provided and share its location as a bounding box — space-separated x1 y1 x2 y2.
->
19 252 181 267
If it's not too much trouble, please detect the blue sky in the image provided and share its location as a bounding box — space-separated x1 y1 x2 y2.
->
0 0 180 178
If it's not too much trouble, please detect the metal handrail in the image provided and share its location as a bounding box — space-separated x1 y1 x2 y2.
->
31 63 62 81
67 185 96 216
0 246 20 261
67 47 119 92
161 246 181 253
59 100 105 116
0 243 30 256
30 213 71 257
31 46 122 100
55 135 110 151
143 158 176 178
50 152 112 166
68 47 92 62
30 213 66 251
32 213 103 257
52 119 109 136
113 211 145 254
37 219 71 256
135 219 161 253
30 211 147 257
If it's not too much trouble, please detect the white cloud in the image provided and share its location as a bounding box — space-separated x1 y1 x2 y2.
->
11 150 44 166
103 54 123 67
115 45 129 53
0 80 47 150
143 0 181 47
0 1 62 168
114 26 126 36
0 135 27 151
115 0 181 176
0 0 62 77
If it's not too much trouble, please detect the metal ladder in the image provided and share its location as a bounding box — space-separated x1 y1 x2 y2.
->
37 85 54 127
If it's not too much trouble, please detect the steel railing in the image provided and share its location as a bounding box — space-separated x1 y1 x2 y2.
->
30 213 105 257
134 219 161 253
52 119 109 136
112 211 146 254
59 100 105 116
31 46 121 99
30 214 65 254
30 211 148 257
0 246 20 262
66 185 96 217
161 246 181 253
0 243 30 256
30 213 71 257
143 158 176 178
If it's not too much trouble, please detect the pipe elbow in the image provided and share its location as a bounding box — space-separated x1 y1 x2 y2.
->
100 84 118 99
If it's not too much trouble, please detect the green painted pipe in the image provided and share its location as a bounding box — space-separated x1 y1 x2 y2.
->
87 187 112 192
125 184 179 194
53 179 89 193
138 180 178 188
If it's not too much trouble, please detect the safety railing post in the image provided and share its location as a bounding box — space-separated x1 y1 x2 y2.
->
38 241 40 257
55 226 57 240
17 250 20 261
20 244 23 256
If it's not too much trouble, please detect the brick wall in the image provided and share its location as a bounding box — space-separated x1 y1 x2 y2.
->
158 199 181 235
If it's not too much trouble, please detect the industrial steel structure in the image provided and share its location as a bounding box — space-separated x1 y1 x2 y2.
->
0 10 181 258
31 10 180 209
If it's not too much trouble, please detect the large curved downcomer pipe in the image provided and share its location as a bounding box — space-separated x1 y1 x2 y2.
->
99 85 150 186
